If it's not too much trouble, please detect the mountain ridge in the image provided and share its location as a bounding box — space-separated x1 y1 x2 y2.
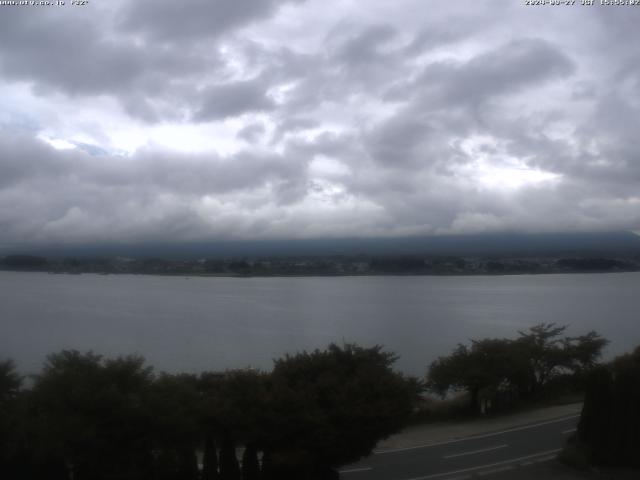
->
3 231 640 260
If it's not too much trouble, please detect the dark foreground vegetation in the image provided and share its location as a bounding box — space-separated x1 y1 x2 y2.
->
2 326 638 478
428 325 640 473
0 344 420 480
566 346 640 469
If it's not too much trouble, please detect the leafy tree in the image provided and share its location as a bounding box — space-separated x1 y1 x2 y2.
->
578 365 614 464
563 331 610 374
241 443 260 480
0 360 21 402
0 360 23 477
29 351 155 480
608 346 640 466
578 346 640 467
199 370 270 480
515 323 572 395
261 344 421 478
204 370 271 446
515 324 607 396
427 339 524 413
427 324 608 413
219 431 241 480
3 343 422 480
202 432 220 480
149 373 202 480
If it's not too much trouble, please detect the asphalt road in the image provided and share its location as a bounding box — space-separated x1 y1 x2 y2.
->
339 414 580 480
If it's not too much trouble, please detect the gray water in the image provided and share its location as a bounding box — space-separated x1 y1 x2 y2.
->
1 271 639 377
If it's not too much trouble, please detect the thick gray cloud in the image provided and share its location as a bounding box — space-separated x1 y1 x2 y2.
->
119 0 305 41
395 39 575 108
0 1 639 244
194 79 275 121
0 9 143 94
0 134 310 243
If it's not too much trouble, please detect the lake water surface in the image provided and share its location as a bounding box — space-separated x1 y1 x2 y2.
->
1 271 639 377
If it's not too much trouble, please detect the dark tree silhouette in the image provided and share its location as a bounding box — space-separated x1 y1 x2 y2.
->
261 343 421 478
29 351 155 480
219 430 241 480
202 433 220 480
200 369 270 480
427 324 608 413
0 360 23 478
2 343 422 480
149 373 202 480
241 443 260 480
578 346 640 467
515 324 608 396
428 339 525 413
0 360 21 402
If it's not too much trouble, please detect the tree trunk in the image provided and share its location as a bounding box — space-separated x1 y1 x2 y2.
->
578 366 613 464
469 386 480 415
241 443 260 480
219 431 240 480
177 447 199 480
259 450 273 480
202 434 219 480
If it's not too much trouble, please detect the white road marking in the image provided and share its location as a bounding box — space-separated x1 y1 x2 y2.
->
477 465 514 476
443 444 508 459
339 466 373 474
531 455 557 464
375 415 579 454
562 428 577 435
400 448 562 480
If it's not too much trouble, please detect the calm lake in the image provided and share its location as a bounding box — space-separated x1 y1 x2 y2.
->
1 271 639 377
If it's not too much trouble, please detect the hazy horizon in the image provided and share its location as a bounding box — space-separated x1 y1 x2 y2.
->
2 230 640 260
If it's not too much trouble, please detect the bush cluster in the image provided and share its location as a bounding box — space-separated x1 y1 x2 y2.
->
577 346 640 467
0 345 420 480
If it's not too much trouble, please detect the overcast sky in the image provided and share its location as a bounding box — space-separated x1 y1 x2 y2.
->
0 0 639 246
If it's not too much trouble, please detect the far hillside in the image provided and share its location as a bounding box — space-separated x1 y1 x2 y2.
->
3 230 640 260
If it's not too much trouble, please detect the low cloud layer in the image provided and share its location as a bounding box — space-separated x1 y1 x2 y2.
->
0 1 639 245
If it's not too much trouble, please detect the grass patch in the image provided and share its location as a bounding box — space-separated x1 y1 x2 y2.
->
409 393 473 424
409 391 584 426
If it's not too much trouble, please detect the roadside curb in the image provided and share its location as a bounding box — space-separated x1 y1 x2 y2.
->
375 403 583 453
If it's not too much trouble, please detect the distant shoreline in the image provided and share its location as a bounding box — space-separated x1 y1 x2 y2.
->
2 251 639 278
2 267 639 279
